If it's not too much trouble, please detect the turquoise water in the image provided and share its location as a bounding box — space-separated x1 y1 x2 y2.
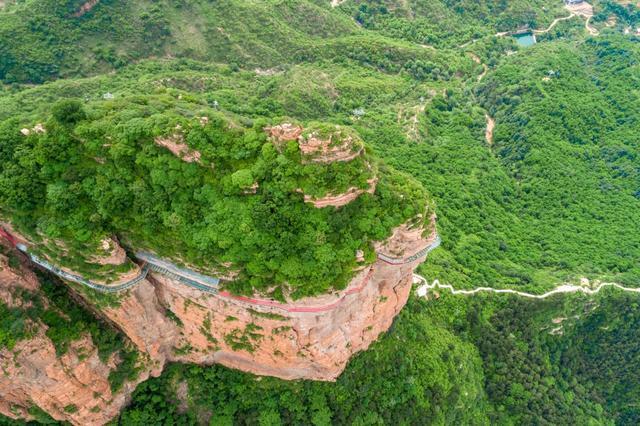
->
515 33 537 47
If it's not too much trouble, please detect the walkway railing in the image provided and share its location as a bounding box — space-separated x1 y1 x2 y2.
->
137 252 220 294
377 234 441 265
5 229 441 298
16 244 149 293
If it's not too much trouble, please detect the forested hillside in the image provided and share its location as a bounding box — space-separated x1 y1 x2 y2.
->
1 0 640 424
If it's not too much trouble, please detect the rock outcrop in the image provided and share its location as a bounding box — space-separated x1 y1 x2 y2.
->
0 249 151 425
303 178 378 208
269 122 376 208
96 218 436 381
94 238 127 266
0 213 436 424
72 0 100 17
298 128 363 164
155 133 202 163
267 123 364 164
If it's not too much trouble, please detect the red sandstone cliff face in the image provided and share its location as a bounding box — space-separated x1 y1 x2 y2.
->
302 178 378 208
267 123 364 164
98 219 436 381
0 251 151 425
0 216 435 423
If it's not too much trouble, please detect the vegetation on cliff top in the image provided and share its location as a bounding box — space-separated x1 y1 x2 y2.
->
0 91 430 297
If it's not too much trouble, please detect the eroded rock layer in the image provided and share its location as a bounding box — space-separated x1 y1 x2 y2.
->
98 220 435 381
0 218 435 424
0 251 151 425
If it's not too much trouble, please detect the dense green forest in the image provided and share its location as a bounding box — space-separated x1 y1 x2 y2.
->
116 291 640 425
1 0 640 424
0 91 430 296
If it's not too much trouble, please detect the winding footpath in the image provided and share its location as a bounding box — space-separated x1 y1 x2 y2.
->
413 275 640 299
533 13 576 34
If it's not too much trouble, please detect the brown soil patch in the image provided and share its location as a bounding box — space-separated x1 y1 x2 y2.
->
485 114 495 146
155 134 202 163
566 2 594 17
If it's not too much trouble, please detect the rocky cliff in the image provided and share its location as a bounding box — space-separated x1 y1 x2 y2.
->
99 218 437 381
0 109 437 424
0 215 436 424
0 247 152 425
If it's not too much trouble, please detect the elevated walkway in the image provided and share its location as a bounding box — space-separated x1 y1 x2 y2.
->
377 234 441 265
16 244 149 293
136 252 220 294
3 227 441 300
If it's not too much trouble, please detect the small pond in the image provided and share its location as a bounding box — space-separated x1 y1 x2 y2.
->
514 33 537 47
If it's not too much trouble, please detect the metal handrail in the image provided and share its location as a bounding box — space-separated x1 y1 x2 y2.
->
377 234 441 265
12 234 441 295
16 244 149 293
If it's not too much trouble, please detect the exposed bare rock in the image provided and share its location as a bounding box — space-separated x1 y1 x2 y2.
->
298 127 363 164
267 123 365 164
267 123 303 145
0 247 150 426
72 0 100 17
485 114 495 146
302 178 377 208
19 123 45 136
155 134 202 163
375 214 437 260
96 216 434 381
242 182 259 195
0 212 435 422
93 238 127 266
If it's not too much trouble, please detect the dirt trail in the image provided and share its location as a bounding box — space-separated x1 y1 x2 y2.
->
468 53 488 82
533 14 576 34
331 0 346 7
414 275 640 299
408 103 426 140
489 2 597 41
485 114 495 145
585 16 599 35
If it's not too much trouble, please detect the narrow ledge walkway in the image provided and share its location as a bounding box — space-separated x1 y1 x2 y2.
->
2 226 442 313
